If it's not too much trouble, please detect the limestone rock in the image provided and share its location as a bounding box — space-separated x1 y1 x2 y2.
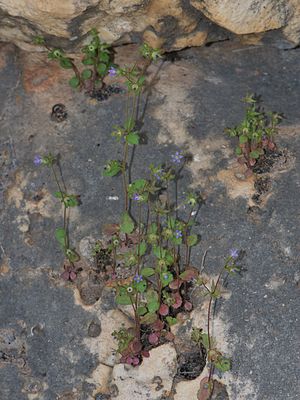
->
111 343 177 399
0 0 299 52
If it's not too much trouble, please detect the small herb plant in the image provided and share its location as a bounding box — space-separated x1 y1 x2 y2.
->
226 94 282 172
192 248 240 399
34 28 115 92
35 41 240 399
33 154 80 280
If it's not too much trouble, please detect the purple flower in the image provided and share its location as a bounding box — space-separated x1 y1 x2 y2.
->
175 230 182 239
171 151 184 165
108 67 117 77
133 274 143 283
132 193 141 201
230 248 239 259
34 155 43 166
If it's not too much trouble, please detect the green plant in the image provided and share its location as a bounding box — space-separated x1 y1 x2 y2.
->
191 249 240 399
33 29 115 92
226 94 282 172
33 154 80 280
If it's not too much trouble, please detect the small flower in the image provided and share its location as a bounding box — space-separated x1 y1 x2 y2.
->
34 155 43 166
230 248 239 259
132 193 141 201
171 151 184 165
108 67 117 77
175 230 182 239
133 274 143 283
163 273 169 280
127 286 133 293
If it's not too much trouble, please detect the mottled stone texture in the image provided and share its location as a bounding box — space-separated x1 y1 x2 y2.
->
0 0 299 52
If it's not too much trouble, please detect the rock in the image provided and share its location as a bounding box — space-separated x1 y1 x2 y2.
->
84 310 132 366
111 343 177 399
0 0 299 52
88 321 101 337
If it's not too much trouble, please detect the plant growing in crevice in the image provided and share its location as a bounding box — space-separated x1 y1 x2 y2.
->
33 29 116 94
33 153 80 280
191 249 241 399
226 94 282 173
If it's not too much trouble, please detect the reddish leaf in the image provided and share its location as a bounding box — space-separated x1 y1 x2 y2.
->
164 331 175 341
151 319 164 332
158 304 169 316
172 292 183 309
130 339 142 353
61 271 70 281
142 350 150 358
268 141 276 150
69 271 77 281
179 268 199 282
103 223 119 236
148 333 159 345
132 356 140 366
125 356 133 365
197 377 211 400
184 301 193 311
169 279 183 290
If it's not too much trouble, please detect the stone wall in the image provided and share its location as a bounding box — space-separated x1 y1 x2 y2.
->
0 0 299 52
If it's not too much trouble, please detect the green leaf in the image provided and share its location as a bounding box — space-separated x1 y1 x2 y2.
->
82 69 92 80
69 76 80 88
64 195 79 208
141 267 155 277
126 132 139 145
166 316 177 326
99 52 110 63
59 58 73 69
200 333 210 350
116 293 132 305
120 212 134 234
96 62 107 76
137 306 147 316
160 271 173 287
235 146 242 156
249 150 260 159
147 300 160 313
215 356 231 372
136 241 147 257
55 228 66 248
66 248 80 262
124 117 135 132
187 234 198 247
140 312 157 324
135 280 147 293
103 160 121 177
82 57 94 65
239 135 248 144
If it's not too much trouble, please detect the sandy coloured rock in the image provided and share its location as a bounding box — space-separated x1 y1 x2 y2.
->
0 0 299 51
111 343 177 399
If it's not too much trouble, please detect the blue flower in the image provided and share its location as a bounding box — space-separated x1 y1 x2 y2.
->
163 273 169 280
34 155 43 166
230 248 239 259
171 151 184 165
132 193 141 201
108 67 117 77
133 274 143 283
175 230 182 239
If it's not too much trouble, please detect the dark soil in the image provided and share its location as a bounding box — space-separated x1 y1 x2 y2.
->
252 148 285 174
176 345 207 380
89 85 124 101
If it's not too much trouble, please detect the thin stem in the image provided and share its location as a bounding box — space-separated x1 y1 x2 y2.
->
122 141 129 212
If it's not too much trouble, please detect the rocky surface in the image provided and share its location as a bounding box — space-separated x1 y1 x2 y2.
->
0 40 299 399
0 0 299 52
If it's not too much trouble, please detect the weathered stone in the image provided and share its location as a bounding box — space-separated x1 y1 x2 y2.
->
111 343 177 399
0 0 299 52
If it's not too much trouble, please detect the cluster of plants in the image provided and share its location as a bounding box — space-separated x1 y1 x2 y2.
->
34 28 116 93
226 94 282 173
35 42 241 399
